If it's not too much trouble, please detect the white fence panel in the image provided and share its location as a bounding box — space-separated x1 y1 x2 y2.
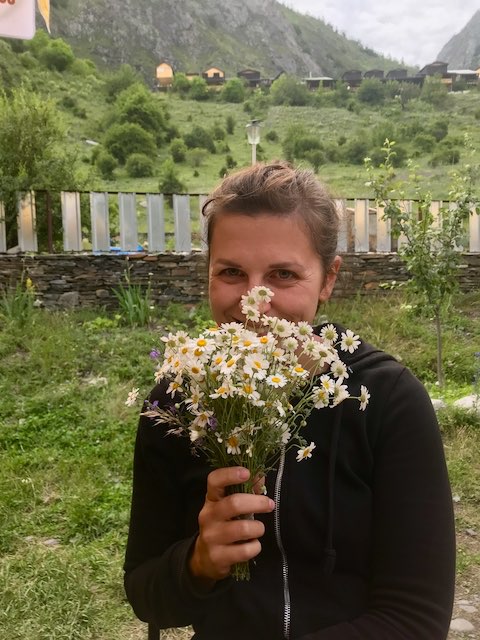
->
119 193 138 252
354 199 369 252
470 204 480 252
147 193 165 252
90 192 110 252
61 192 82 252
376 205 391 252
173 194 191 252
18 192 37 252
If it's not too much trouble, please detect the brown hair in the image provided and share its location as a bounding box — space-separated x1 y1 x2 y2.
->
202 161 340 272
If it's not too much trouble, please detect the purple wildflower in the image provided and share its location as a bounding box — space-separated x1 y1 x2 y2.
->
207 416 218 431
150 349 160 359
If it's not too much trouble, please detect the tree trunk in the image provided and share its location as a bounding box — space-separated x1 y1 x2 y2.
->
435 308 444 388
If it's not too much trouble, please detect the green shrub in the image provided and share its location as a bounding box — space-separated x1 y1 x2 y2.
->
125 153 154 178
221 78 245 103
183 126 216 153
189 77 210 101
112 268 152 328
40 39 75 72
169 138 187 163
95 150 117 179
158 158 186 194
212 125 226 141
225 115 235 134
413 133 437 153
103 123 157 165
265 130 278 143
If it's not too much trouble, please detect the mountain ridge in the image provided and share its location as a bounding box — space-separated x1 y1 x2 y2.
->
47 0 403 79
437 10 480 69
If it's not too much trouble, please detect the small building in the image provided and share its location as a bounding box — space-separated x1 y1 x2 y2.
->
386 68 408 80
447 69 478 86
155 61 174 89
364 69 384 79
202 66 225 86
237 68 261 88
342 70 362 88
185 72 200 81
417 61 449 77
303 76 334 90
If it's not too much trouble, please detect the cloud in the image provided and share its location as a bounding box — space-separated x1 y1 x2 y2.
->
282 0 479 66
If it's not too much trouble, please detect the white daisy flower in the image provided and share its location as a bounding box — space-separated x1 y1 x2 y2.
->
270 319 294 338
219 355 240 377
125 387 140 406
320 324 338 345
226 431 242 455
189 427 206 442
312 386 329 408
294 321 313 340
320 374 335 394
250 285 273 303
359 385 370 411
296 441 316 462
266 373 287 388
330 359 349 381
209 383 234 399
340 329 361 354
243 353 269 380
243 305 261 323
291 364 308 378
191 410 214 428
278 422 291 444
282 336 299 352
332 380 350 406
186 385 204 411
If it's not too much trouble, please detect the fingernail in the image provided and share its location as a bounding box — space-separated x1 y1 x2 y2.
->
268 499 275 510
238 468 249 480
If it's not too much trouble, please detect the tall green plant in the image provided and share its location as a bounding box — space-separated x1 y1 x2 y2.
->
112 267 153 328
365 138 479 386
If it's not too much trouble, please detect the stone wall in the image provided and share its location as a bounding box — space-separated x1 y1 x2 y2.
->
0 252 478 309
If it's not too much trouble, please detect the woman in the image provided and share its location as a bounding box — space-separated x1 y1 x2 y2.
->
124 162 455 639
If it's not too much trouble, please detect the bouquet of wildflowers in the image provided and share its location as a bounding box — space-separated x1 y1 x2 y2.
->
127 286 369 580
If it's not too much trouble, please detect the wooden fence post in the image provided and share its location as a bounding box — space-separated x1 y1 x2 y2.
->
61 192 83 252
18 192 37 252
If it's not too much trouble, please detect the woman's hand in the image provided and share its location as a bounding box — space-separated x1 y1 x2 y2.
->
188 467 275 586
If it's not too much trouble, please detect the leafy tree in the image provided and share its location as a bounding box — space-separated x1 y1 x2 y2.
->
332 81 351 108
221 78 245 103
413 133 436 153
104 64 140 102
103 122 157 164
96 150 117 179
28 29 50 58
212 125 226 141
189 77 210 101
126 153 154 178
420 77 449 109
172 72 191 96
343 137 369 165
40 38 75 72
429 119 449 142
158 158 186 195
183 126 216 153
169 138 187 163
186 149 208 168
356 78 386 106
115 83 168 142
0 88 78 246
365 138 480 386
270 75 309 106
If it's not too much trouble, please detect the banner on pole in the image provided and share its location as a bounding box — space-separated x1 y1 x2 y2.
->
0 0 36 40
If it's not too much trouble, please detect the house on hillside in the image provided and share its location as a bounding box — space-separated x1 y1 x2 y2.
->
303 75 334 90
260 69 285 88
386 68 408 80
155 61 174 90
342 70 362 88
364 69 384 79
202 66 225 86
237 68 261 88
447 69 479 87
417 61 449 77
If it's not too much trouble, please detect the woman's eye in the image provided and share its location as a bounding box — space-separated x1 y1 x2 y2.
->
221 268 242 278
275 270 295 280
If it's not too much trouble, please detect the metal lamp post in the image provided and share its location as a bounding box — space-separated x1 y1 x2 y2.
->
246 119 261 165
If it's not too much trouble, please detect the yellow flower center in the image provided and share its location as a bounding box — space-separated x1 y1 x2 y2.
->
197 339 207 347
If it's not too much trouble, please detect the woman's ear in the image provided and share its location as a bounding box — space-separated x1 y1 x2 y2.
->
318 255 342 304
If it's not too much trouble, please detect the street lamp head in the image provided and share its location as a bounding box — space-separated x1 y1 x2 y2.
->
246 119 261 145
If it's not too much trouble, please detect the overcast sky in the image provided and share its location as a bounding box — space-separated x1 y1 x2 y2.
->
281 0 480 67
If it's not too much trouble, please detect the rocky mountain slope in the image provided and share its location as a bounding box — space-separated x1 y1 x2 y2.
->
48 0 400 78
437 10 480 69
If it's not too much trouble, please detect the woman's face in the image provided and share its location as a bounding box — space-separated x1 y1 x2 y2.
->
208 212 340 326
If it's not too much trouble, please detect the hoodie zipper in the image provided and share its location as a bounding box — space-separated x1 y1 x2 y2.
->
274 446 291 640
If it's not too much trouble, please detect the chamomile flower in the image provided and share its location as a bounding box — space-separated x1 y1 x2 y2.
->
320 324 338 345
278 422 291 444
282 336 299 352
340 329 361 354
312 386 329 408
243 305 261 323
332 380 350 406
359 385 370 411
243 353 269 380
319 374 335 394
266 373 287 388
210 383 234 399
296 441 316 462
189 427 206 442
250 285 273 304
270 319 294 338
294 321 313 340
330 359 349 381
125 387 140 406
226 430 242 455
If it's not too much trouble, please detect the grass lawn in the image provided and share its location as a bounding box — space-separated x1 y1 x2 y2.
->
0 292 479 639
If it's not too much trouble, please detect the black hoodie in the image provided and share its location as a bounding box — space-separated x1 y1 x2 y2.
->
124 326 455 639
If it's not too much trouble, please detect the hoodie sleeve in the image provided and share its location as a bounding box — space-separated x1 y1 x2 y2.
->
298 367 456 640
123 384 228 629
